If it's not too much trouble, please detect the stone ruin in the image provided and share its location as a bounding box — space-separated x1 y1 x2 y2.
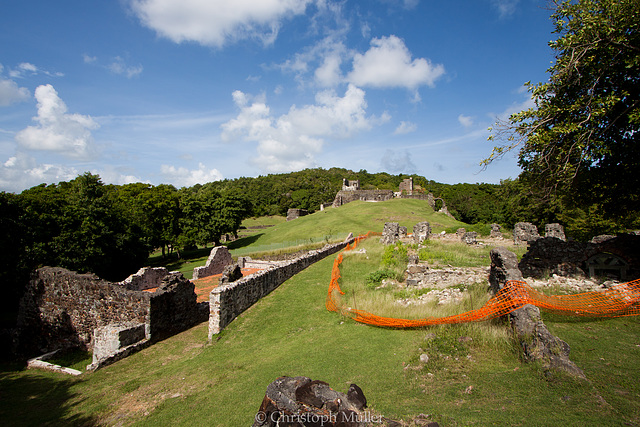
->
380 222 400 245
15 266 208 370
192 246 234 279
119 266 169 291
331 177 455 221
461 231 478 245
519 233 640 280
513 222 541 244
490 223 502 238
545 223 566 240
489 247 585 378
220 263 243 285
287 208 308 221
413 221 431 244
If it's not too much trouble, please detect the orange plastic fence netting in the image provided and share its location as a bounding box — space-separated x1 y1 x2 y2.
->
326 233 640 328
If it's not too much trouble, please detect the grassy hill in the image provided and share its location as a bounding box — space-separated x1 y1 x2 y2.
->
165 199 466 278
1 199 639 426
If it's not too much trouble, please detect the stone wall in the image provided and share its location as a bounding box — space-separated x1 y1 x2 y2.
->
413 221 431 244
16 267 150 356
16 266 208 367
193 246 234 279
286 208 308 221
208 239 353 339
519 233 640 280
332 190 394 207
513 222 541 244
119 266 169 291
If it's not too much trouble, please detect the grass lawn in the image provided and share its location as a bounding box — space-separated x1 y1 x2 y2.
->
2 200 638 426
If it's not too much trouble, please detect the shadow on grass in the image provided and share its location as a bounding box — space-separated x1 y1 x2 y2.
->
0 365 97 426
226 233 264 250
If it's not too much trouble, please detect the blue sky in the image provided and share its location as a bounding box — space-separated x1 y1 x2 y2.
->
0 0 555 192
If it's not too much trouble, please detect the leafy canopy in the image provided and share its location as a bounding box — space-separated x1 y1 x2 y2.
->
486 0 640 227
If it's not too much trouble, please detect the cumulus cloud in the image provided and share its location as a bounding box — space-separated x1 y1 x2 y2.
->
380 149 417 174
15 84 99 159
347 35 445 90
314 53 343 87
160 162 223 187
0 77 30 106
277 36 348 88
129 0 310 47
0 152 79 193
221 84 388 172
458 114 474 128
394 121 417 135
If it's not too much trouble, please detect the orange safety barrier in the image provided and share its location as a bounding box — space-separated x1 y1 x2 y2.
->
326 233 640 327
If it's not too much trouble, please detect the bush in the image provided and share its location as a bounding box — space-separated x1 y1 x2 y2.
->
365 269 396 289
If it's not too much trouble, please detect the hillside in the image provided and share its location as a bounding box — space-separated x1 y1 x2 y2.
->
2 196 640 426
233 198 465 248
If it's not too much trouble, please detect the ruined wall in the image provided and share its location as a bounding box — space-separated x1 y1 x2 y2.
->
332 190 394 207
209 239 353 338
519 233 640 280
119 266 169 291
149 273 208 341
16 267 150 356
193 246 234 279
286 208 308 221
16 267 208 363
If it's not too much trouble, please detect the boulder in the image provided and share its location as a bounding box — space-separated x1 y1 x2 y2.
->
253 376 371 427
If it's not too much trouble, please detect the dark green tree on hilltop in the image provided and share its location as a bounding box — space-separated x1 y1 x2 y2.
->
486 0 640 236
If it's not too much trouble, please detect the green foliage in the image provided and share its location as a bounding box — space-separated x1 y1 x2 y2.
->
365 269 396 289
487 0 640 235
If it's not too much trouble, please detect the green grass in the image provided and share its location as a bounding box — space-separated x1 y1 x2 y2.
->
156 198 466 279
46 349 93 372
2 199 639 425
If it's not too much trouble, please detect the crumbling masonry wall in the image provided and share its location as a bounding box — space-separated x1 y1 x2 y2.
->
16 267 150 356
209 239 354 339
16 267 208 364
519 233 640 279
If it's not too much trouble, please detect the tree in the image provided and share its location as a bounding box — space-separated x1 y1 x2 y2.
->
485 0 640 231
116 183 181 257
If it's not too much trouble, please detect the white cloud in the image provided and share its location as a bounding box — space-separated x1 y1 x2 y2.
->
492 0 519 19
277 36 348 88
347 35 445 89
314 53 343 87
0 152 79 193
380 149 417 174
458 114 474 128
108 56 143 78
0 77 30 106
493 94 536 122
160 162 223 187
221 84 388 172
8 62 63 78
15 84 99 159
394 121 417 135
129 0 310 47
